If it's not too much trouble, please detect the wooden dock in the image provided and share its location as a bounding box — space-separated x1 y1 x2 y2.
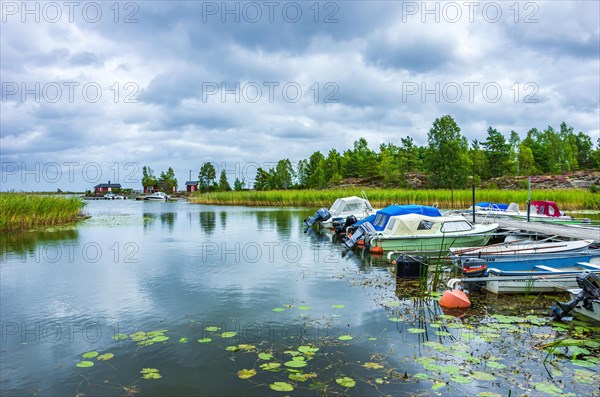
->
475 217 600 242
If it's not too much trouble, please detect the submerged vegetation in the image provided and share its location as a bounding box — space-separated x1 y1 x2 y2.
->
189 188 599 210
0 193 86 231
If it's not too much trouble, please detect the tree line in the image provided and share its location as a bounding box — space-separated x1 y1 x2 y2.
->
146 115 599 192
250 115 599 191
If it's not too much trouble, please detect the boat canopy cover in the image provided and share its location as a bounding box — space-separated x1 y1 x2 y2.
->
354 214 376 227
383 214 474 236
531 200 562 217
329 196 372 216
367 205 441 231
475 202 509 211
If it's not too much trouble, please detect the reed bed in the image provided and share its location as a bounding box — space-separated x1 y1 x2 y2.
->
0 193 86 231
189 188 599 210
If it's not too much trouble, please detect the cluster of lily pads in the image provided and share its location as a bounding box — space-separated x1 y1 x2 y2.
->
73 299 600 396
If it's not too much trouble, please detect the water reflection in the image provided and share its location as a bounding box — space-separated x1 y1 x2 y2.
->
160 212 177 230
0 228 79 258
254 210 294 238
199 211 216 235
219 211 227 230
143 212 157 228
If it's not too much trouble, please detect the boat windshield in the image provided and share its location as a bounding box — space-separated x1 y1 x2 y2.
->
330 199 343 213
342 202 364 213
441 221 473 232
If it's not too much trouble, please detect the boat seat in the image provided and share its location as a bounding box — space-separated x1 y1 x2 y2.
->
576 262 600 270
534 265 561 272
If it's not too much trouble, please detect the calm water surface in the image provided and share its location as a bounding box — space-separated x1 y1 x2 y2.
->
1 201 598 396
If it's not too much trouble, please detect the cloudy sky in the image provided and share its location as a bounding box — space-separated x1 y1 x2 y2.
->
1 0 599 191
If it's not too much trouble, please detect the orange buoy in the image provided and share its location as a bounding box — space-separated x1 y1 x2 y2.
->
370 245 383 254
439 289 471 309
357 239 364 247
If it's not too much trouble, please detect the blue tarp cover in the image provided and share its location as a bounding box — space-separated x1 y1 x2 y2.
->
476 202 508 211
354 205 441 231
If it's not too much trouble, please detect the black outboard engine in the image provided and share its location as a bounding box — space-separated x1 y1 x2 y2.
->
342 222 377 250
335 215 357 235
304 207 331 227
460 258 488 291
551 272 600 321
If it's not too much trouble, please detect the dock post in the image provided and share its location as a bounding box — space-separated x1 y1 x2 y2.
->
526 176 531 222
471 183 475 223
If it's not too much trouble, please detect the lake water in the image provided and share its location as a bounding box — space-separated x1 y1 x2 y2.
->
1 201 598 396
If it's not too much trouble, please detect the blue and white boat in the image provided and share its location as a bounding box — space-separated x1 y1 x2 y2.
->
343 205 442 249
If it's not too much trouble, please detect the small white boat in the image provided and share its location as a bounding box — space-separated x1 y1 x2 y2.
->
144 192 170 201
450 239 595 258
305 195 375 228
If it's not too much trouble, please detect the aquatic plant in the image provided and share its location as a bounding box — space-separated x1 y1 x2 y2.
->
0 193 86 231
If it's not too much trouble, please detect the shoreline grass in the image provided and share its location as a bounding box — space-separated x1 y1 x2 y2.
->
189 188 599 210
0 193 86 231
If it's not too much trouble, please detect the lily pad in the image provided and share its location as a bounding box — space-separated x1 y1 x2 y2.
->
112 333 128 340
289 372 317 382
486 361 506 369
332 304 345 309
140 368 162 380
260 362 281 371
362 362 384 369
226 346 240 352
221 331 237 338
82 351 98 359
440 365 460 375
269 381 294 392
204 326 220 332
432 382 446 390
237 368 256 379
179 337 188 343
297 305 312 310
388 317 402 322
258 352 273 360
451 375 473 384
338 335 353 341
272 307 285 312
407 328 426 334
151 335 169 342
570 359 596 368
477 393 502 397
197 337 212 343
298 345 319 353
97 353 114 361
534 382 562 395
76 361 94 368
285 360 307 368
413 373 429 380
335 376 356 388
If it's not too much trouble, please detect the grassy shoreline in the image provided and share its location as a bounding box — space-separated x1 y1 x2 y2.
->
0 193 86 231
189 188 599 210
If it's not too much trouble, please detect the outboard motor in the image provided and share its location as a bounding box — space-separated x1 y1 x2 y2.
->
460 258 488 291
551 272 600 320
304 207 331 227
342 222 377 250
335 215 357 235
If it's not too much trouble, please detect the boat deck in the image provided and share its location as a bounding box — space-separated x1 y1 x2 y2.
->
474 217 600 243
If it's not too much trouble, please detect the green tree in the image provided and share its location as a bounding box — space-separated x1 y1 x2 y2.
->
233 177 244 191
253 167 272 190
426 115 471 188
218 170 231 191
142 166 158 189
517 142 537 175
158 167 177 192
324 149 344 185
482 127 511 178
306 151 327 188
399 136 421 174
378 143 400 186
574 132 594 169
470 140 488 184
198 162 216 192
273 159 294 189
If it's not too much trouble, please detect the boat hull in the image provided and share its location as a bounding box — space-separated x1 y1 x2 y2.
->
370 233 493 254
484 267 600 294
467 253 600 272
